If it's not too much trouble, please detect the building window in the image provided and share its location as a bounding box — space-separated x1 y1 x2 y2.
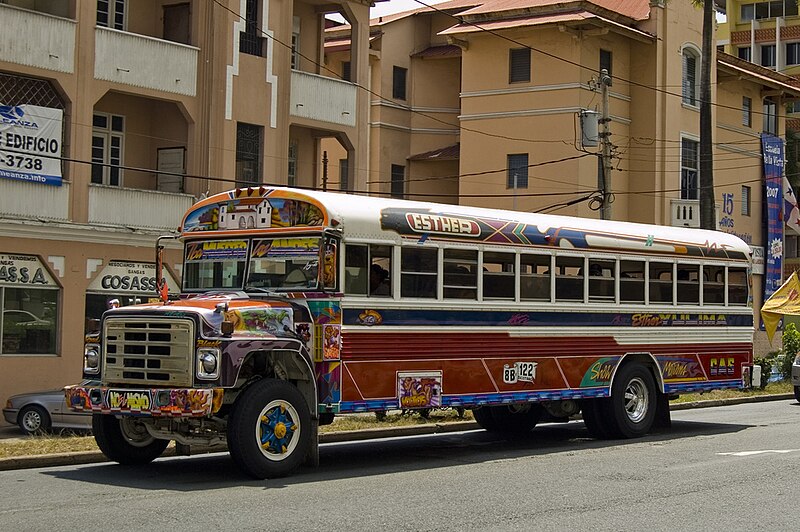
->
787 43 800 66
0 254 59 355
741 185 751 216
509 48 531 83
240 0 264 57
599 49 612 79
236 122 263 186
507 154 529 189
287 140 297 187
392 66 407 100
681 138 699 200
91 113 124 186
391 164 405 198
339 158 349 191
761 44 776 68
741 3 755 21
682 47 699 107
97 0 125 30
741 1 798 20
787 235 799 259
743 96 752 127
763 98 777 134
291 17 300 69
342 61 351 82
738 46 752 62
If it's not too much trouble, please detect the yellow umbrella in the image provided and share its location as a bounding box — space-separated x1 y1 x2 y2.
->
761 271 800 342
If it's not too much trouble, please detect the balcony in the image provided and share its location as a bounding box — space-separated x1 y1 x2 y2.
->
94 27 198 96
88 185 195 231
671 199 700 228
0 179 70 222
0 4 75 73
290 71 356 127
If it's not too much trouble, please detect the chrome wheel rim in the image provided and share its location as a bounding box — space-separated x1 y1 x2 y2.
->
119 417 156 447
624 377 649 423
21 410 42 433
257 400 300 462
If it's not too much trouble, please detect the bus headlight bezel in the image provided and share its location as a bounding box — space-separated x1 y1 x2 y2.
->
84 344 100 374
196 347 220 380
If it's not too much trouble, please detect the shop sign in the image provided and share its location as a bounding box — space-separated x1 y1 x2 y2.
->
750 246 764 275
0 104 63 186
0 253 57 287
88 260 179 294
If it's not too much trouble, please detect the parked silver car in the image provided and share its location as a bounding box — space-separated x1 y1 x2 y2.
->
3 385 93 435
793 355 800 403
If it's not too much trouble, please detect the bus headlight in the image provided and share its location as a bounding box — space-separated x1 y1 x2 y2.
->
84 344 100 374
197 348 220 380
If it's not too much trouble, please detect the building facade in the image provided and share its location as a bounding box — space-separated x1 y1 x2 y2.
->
0 0 375 409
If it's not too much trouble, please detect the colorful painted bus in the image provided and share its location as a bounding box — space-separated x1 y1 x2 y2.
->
66 186 754 479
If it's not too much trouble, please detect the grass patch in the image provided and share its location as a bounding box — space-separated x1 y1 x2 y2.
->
0 381 793 458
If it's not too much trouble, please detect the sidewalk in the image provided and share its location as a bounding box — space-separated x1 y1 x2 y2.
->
0 393 793 472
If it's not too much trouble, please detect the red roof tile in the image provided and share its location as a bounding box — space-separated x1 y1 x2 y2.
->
409 143 461 160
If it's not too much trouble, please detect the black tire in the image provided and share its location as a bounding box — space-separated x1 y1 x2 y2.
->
579 398 615 439
471 406 500 431
92 414 169 465
489 403 543 434
794 386 800 403
18 405 51 435
604 362 657 438
227 379 312 479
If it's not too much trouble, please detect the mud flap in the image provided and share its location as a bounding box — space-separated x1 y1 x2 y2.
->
304 417 320 467
652 392 672 431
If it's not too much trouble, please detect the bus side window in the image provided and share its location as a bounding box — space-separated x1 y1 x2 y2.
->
728 267 748 305
676 264 699 304
483 252 514 300
649 262 673 303
556 256 583 301
620 260 645 303
588 259 615 301
444 249 477 299
344 244 369 295
703 265 725 304
401 247 438 298
370 245 393 297
520 254 550 301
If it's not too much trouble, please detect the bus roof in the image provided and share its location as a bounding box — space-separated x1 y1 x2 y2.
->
181 187 751 262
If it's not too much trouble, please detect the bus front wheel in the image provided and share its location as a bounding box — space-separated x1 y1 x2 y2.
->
227 378 312 479
92 414 169 465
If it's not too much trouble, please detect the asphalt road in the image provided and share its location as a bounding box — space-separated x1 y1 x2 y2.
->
1 400 799 531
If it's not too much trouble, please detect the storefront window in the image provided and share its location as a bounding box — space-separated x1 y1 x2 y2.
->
0 254 59 355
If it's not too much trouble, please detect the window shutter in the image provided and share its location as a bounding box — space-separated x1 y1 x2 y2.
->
509 49 531 83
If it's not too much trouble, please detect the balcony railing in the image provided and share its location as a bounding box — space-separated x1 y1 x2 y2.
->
94 27 198 96
0 179 70 222
88 185 195 231
0 4 75 73
290 71 356 127
671 199 700 228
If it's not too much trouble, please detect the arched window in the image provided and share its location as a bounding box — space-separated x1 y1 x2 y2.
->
682 46 700 107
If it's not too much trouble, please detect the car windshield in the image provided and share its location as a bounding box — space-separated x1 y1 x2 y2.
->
245 237 320 291
183 239 248 290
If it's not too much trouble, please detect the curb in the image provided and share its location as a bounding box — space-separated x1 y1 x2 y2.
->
0 393 794 472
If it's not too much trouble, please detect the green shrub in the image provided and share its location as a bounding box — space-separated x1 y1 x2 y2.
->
781 323 800 380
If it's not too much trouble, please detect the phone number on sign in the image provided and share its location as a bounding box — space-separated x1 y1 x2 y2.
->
2 154 44 170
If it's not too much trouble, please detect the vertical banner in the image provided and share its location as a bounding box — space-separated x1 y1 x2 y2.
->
0 104 63 186
762 133 784 301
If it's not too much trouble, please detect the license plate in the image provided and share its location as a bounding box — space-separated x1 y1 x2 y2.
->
503 361 538 384
107 389 153 411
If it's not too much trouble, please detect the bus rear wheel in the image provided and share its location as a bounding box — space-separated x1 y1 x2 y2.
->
584 363 657 439
227 378 312 479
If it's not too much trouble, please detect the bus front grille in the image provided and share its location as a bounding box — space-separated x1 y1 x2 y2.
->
103 317 194 387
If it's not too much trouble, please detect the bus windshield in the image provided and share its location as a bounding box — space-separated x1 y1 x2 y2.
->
244 237 320 291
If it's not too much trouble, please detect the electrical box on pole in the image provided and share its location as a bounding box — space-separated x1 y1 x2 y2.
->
580 109 599 148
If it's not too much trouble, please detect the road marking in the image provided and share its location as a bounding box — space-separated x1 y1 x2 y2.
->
717 449 800 457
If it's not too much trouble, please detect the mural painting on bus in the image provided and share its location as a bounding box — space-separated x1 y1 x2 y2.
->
222 307 293 336
323 324 341 361
357 309 383 326
657 356 705 382
316 361 341 405
379 208 748 260
397 371 442 409
579 357 619 387
183 194 324 232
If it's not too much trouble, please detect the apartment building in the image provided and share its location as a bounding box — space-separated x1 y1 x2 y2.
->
324 0 800 354
0 0 375 406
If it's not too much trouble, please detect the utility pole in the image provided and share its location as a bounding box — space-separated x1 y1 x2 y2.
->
599 69 613 220
321 150 328 192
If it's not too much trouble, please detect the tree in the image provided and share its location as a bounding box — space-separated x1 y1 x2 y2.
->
699 0 715 230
